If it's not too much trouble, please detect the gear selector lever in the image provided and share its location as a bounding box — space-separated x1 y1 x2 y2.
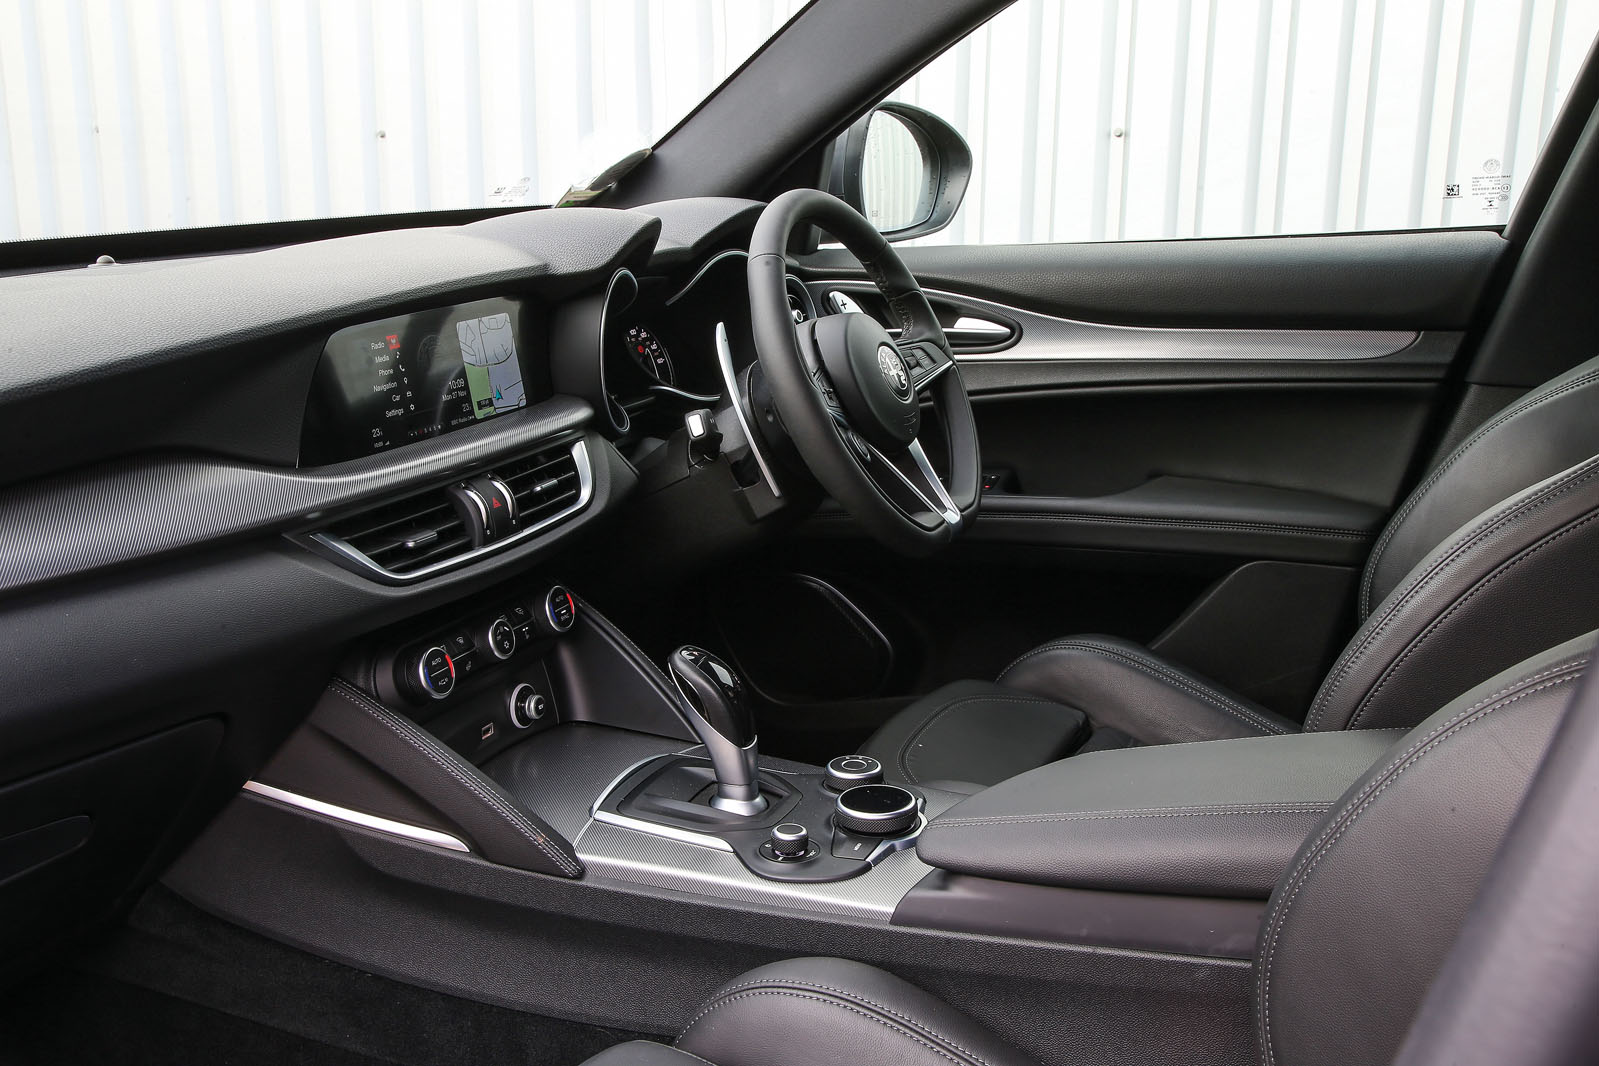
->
668 646 766 815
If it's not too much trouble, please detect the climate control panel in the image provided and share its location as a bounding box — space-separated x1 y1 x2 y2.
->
374 584 577 763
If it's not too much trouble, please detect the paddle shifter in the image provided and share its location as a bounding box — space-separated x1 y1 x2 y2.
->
667 646 766 816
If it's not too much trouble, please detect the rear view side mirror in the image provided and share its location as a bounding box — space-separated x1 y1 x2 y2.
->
828 102 972 242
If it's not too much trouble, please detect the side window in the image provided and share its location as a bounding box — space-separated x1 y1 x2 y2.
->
852 0 1598 245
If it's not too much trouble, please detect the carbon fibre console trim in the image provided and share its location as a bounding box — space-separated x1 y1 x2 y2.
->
0 397 594 595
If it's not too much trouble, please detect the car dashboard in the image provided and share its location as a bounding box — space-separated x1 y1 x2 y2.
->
0 196 783 971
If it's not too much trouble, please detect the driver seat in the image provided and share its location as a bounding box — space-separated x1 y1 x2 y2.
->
862 352 1599 789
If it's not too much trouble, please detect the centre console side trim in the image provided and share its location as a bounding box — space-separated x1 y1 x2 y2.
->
241 780 470 853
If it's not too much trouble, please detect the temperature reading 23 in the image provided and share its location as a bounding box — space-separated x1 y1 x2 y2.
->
624 325 676 385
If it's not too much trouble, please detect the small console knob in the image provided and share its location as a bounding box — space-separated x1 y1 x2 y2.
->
485 616 517 660
508 683 546 728
538 585 578 635
834 784 919 837
769 823 810 860
825 754 884 791
411 645 456 701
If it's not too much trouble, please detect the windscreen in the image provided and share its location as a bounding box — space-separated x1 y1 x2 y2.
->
0 0 809 243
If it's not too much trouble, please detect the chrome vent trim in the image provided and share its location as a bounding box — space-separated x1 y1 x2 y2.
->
320 487 470 575
785 274 816 323
309 439 594 584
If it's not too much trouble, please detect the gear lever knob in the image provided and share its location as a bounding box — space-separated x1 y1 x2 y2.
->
668 646 765 815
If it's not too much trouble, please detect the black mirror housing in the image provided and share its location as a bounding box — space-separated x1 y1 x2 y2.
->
827 102 973 242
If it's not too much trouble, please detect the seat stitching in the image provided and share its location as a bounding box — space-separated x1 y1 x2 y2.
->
999 640 1278 730
1257 665 1585 1066
932 803 1334 828
658 1048 717 1066
1307 456 1599 730
678 990 1004 1066
897 694 1072 785
1347 509 1599 729
991 513 1369 538
679 978 1006 1065
1359 368 1599 616
999 640 1289 736
328 682 582 876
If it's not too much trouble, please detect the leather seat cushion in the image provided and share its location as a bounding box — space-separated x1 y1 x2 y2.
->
863 638 1299 790
999 636 1296 744
673 957 1036 1066
862 680 1089 788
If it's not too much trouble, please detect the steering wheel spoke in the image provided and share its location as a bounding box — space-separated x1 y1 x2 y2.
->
854 437 963 531
898 341 955 395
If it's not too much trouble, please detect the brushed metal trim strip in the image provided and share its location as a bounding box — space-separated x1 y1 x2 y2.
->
588 753 736 853
242 781 471 853
814 280 1419 363
591 809 737 853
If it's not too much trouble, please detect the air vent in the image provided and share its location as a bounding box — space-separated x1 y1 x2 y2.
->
786 276 816 323
309 439 594 583
322 489 471 576
496 447 582 524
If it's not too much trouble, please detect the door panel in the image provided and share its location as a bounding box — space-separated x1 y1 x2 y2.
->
803 226 1504 329
750 230 1505 734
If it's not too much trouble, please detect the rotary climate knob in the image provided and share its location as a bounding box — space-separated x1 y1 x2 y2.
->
834 784 919 837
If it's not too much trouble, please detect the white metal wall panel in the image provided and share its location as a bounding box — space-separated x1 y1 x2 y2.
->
0 0 806 241
0 0 1594 244
886 0 1599 245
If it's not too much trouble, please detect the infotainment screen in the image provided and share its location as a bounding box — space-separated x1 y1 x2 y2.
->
300 297 542 464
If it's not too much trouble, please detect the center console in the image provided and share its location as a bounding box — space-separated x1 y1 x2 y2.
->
158 582 1393 1066
224 582 958 916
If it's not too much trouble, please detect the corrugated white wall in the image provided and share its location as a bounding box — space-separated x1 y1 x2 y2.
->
0 0 1594 245
888 0 1599 244
0 0 806 241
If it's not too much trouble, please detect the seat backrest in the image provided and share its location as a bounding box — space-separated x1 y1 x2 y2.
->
1257 632 1593 1066
1304 353 1599 732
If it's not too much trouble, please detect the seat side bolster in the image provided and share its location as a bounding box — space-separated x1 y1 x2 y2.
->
676 958 1039 1066
1000 636 1295 745
1309 456 1599 733
1361 354 1599 616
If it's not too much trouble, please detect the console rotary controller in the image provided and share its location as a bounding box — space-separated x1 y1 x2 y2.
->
825 754 884 791
833 784 919 837
760 823 813 863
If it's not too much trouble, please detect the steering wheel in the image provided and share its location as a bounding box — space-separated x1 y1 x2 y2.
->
747 190 981 554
